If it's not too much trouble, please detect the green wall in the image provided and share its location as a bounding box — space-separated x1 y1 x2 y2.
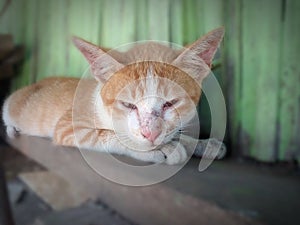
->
0 0 299 163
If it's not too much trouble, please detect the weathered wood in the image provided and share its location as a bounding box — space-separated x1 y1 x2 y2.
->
223 0 242 155
240 1 261 157
34 201 134 225
19 171 91 211
1 46 23 65
0 141 15 225
0 34 13 61
241 0 282 161
278 0 300 162
0 37 24 80
252 1 281 161
6 135 261 225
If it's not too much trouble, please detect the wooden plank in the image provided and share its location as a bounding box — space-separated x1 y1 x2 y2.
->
0 153 15 225
278 0 300 162
19 171 91 210
223 0 242 155
35 203 134 225
241 0 282 161
6 134 262 225
0 34 13 61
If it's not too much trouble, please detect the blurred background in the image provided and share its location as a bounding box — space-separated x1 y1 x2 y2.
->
0 1 300 225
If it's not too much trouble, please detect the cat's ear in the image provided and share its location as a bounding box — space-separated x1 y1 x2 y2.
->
172 27 224 83
72 37 123 82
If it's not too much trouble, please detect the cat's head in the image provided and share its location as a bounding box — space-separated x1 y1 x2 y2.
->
73 27 224 151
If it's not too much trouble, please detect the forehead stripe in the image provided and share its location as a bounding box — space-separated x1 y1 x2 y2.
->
101 61 201 105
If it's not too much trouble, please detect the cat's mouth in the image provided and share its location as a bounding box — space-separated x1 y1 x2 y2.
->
140 127 179 148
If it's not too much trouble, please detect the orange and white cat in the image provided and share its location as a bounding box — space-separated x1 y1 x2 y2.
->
2 27 225 165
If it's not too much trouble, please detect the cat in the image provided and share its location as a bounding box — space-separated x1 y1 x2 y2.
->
2 27 226 165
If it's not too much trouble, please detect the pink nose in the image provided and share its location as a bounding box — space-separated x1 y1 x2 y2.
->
141 128 161 142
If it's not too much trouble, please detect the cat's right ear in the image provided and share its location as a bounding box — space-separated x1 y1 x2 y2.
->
72 37 124 82
172 27 224 83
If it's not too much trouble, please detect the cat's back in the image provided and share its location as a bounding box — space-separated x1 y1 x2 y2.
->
2 77 80 137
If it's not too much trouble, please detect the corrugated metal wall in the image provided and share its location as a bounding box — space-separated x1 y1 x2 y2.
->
0 0 299 163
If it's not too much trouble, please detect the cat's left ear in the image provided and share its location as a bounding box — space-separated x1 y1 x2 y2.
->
172 27 224 83
72 37 124 82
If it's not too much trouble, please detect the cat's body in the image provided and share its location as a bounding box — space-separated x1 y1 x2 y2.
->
3 77 79 137
2 28 225 164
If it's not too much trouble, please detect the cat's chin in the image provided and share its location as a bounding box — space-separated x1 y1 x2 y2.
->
130 142 158 152
123 138 160 152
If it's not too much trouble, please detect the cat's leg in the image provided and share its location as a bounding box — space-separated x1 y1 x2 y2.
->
53 109 76 146
53 110 165 164
158 136 225 165
6 126 20 138
194 138 226 159
2 99 20 138
54 111 224 164
159 141 188 165
179 134 226 159
56 128 166 164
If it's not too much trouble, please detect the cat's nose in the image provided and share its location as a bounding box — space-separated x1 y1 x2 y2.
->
141 128 161 142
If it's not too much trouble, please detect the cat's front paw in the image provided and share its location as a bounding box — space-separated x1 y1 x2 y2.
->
160 142 187 165
6 126 20 138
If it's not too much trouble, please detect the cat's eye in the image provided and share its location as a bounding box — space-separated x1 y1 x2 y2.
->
163 99 178 110
121 101 137 110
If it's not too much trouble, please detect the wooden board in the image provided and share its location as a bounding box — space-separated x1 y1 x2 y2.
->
6 134 262 225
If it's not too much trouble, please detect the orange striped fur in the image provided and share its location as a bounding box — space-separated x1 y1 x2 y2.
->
2 28 224 164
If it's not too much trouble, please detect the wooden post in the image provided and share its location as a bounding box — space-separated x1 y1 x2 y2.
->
0 147 15 225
